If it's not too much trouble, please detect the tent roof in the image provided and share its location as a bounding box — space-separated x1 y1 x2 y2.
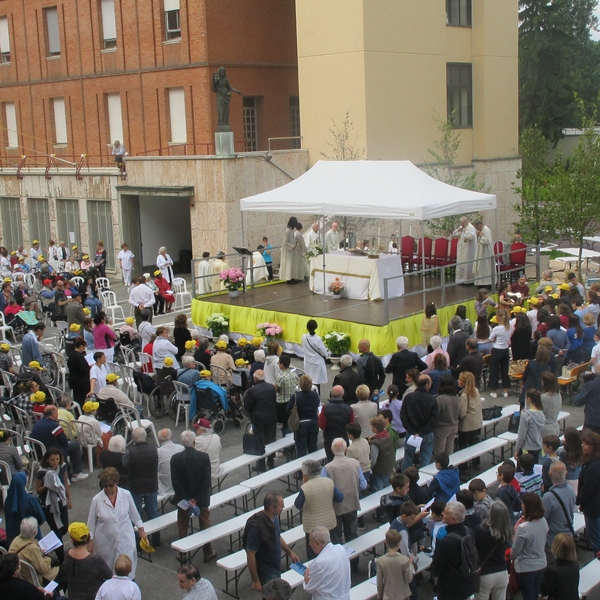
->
240 160 496 220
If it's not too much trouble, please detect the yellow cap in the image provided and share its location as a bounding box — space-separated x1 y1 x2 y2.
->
528 297 539 306
200 369 212 377
164 357 174 366
10 251 16 255
558 283 570 291
490 315 499 323
251 337 263 346
69 323 81 331
106 373 120 383
82 401 100 413
235 358 249 367
32 240 39 244
3 278 11 283
83 307 91 314
551 293 559 299
154 269 161 276
139 537 155 553
31 391 46 403
0 343 10 352
82 254 89 260
125 317 135 324
237 338 248 346
37 256 44 261
544 285 553 292
28 361 42 370
185 340 196 350
215 341 228 350
68 522 90 542
72 245 78 250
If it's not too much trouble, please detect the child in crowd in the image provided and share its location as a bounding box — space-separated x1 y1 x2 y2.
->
468 478 493 521
390 501 420 561
386 384 406 444
347 422 371 530
540 434 561 494
456 489 481 530
495 462 522 520
405 466 427 506
376 529 413 600
379 473 411 523
425 500 447 555
424 452 460 502
379 409 399 450
515 453 542 496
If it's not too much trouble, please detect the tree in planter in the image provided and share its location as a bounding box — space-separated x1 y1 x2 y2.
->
424 113 487 238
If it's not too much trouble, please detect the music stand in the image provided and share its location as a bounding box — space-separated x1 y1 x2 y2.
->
232 247 253 291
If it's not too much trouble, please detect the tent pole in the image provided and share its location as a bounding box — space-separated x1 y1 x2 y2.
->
241 211 247 293
421 220 426 311
494 208 499 293
321 216 327 303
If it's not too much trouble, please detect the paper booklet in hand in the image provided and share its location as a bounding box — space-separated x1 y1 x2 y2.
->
39 530 63 554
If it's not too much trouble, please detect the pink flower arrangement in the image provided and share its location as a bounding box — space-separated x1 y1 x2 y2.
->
256 322 283 339
220 267 246 291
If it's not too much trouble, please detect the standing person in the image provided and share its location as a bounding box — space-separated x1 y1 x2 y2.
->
319 385 354 462
376 529 413 600
34 449 72 563
455 338 484 389
430 502 479 600
89 351 108 394
170 430 217 562
542 461 576 551
303 222 320 248
540 534 580 600
117 243 135 286
434 375 460 455
211 251 228 291
510 493 548 600
274 355 298 437
94 241 107 278
156 246 174 284
193 419 223 479
173 313 192 361
351 384 378 437
488 308 512 398
385 336 427 395
301 319 328 392
93 313 116 350
128 275 155 326
157 428 184 498
197 252 212 294
243 492 300 592
400 375 438 471
473 501 513 600
88 468 148 579
324 222 340 253
576 429 600 555
420 301 441 348
519 346 552 409
540 371 562 437
288 374 320 457
369 416 396 491
514 389 545 465
457 371 483 463
123 428 161 546
280 217 299 284
303 526 351 600
243 370 277 471
473 220 494 286
67 337 90 403
573 372 600 434
259 237 274 281
356 339 386 396
177 564 218 600
452 216 477 284
294 222 308 280
333 355 363 405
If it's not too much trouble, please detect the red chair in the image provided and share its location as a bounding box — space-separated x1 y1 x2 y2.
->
448 237 458 262
409 237 433 272
429 238 452 267
401 236 415 271
500 242 527 281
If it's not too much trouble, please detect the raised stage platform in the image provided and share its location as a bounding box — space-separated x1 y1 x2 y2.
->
191 278 487 357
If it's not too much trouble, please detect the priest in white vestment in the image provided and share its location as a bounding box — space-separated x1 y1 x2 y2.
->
474 221 494 286
212 252 228 291
452 216 477 284
197 252 212 294
251 247 269 282
324 223 340 253
304 222 320 247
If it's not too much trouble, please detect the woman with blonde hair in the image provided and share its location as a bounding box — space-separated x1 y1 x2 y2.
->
457 371 483 464
352 384 378 438
488 309 512 398
540 533 579 600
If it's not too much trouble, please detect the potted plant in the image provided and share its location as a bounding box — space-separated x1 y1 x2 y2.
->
206 312 229 340
328 277 345 298
220 267 246 298
323 331 351 370
256 322 283 342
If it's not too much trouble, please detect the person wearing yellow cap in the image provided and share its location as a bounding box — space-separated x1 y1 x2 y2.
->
64 522 113 598
154 269 175 313
67 322 82 339
29 240 41 261
526 297 540 332
79 254 93 271
184 339 197 353
120 316 139 344
77 401 104 447
153 326 179 369
30 390 47 416
210 339 234 385
233 337 251 363
0 341 18 375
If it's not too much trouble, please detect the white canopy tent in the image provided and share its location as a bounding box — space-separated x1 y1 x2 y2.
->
239 160 497 303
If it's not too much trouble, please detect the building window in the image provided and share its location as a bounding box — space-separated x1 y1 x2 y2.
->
168 88 187 143
100 0 117 48
1 197 21 251
52 97 68 145
28 198 51 249
87 200 114 269
164 0 181 40
0 17 11 63
44 7 61 57
447 63 472 128
290 96 301 149
4 102 17 148
446 0 471 27
243 97 258 152
106 93 123 145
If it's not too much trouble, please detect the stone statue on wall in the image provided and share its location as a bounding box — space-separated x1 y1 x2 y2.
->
212 67 241 130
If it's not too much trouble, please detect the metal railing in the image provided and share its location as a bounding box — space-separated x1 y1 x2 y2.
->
135 141 246 157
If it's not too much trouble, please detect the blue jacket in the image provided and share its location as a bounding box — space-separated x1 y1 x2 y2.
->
427 466 460 502
574 377 600 427
189 380 229 418
31 416 69 457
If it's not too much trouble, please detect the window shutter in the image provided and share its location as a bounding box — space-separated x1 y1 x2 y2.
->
168 88 187 143
53 98 67 144
5 102 17 147
164 0 180 11
0 17 10 54
101 0 117 41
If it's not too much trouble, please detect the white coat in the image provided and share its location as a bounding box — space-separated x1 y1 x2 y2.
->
251 251 269 282
302 333 328 385
452 222 477 284
153 336 180 369
197 260 212 294
156 253 174 283
474 225 494 286
87 487 143 579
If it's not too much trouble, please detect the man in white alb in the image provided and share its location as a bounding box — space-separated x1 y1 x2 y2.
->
304 222 320 247
197 252 212 295
452 216 477 284
324 223 340 253
473 220 494 287
117 243 135 286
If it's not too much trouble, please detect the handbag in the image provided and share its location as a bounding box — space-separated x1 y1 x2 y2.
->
482 405 502 420
508 359 527 377
562 363 579 378
287 394 300 433
242 423 265 456
507 411 520 434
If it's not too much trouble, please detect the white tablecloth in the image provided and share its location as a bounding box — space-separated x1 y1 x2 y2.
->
309 251 404 300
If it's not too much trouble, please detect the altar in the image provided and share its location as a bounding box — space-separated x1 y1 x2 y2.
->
309 251 405 301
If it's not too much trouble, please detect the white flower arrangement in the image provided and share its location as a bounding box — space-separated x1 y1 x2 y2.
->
323 331 351 356
206 312 230 336
305 240 323 260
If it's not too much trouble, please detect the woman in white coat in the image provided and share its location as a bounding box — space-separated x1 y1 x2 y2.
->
87 467 147 579
156 246 174 284
301 319 328 392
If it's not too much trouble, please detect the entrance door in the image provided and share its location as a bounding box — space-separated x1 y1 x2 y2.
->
120 195 142 274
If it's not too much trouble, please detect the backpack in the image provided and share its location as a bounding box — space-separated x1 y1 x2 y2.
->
447 530 479 578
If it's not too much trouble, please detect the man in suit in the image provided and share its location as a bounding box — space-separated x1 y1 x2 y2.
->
332 355 363 405
447 317 469 368
384 336 427 395
454 338 484 388
170 430 217 563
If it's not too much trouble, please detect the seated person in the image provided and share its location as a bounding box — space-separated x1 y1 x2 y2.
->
424 452 460 503
77 401 104 448
177 354 201 388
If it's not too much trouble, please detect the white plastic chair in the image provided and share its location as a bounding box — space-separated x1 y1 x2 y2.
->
24 273 35 288
0 312 15 342
172 277 192 310
55 320 69 337
0 459 12 503
101 290 125 322
96 277 110 290
119 405 159 446
19 559 41 587
139 352 154 374
73 420 97 472
50 351 68 392
12 406 33 438
172 381 191 429
71 276 84 287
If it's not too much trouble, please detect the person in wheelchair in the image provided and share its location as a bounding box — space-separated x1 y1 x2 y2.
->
96 373 145 418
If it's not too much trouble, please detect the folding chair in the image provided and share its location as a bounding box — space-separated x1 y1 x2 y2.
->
172 277 192 310
73 420 97 472
101 290 126 322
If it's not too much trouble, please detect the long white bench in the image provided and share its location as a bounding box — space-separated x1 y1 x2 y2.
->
482 404 520 438
579 556 600 598
215 435 296 491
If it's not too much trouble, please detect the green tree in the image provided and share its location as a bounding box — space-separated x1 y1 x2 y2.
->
424 113 486 237
519 0 599 143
